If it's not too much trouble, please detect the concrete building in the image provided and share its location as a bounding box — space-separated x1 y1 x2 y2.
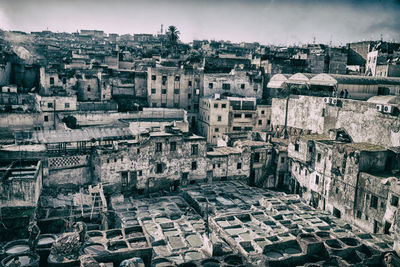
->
203 69 263 99
92 126 208 194
206 146 251 182
198 96 271 145
287 129 400 237
0 159 42 240
147 67 202 131
270 95 400 148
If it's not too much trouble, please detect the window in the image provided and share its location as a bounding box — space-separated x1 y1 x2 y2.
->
188 93 191 99
267 120 271 125
50 77 54 85
175 76 180 81
336 187 339 194
315 175 319 185
152 103 157 107
222 104 226 108
162 89 167 94
241 84 245 89
215 128 219 132
244 127 252 131
391 195 399 207
261 110 265 115
258 119 262 125
308 146 313 153
155 142 162 152
170 141 176 152
151 75 156 80
137 170 142 176
234 113 241 118
174 89 180 94
156 163 163 173
217 116 222 121
294 144 299 152
245 114 252 118
233 127 241 131
218 163 221 168
254 152 260 163
222 83 230 90
191 161 197 170
370 195 378 209
191 144 198 155
47 102 53 108
137 149 140 154
162 76 167 85
356 210 362 219
121 171 128 186
317 153 321 162
187 105 191 110
44 115 49 122
188 81 192 86
87 85 91 91
281 157 285 163
213 164 216 169
65 103 70 108
237 162 242 169
208 83 213 89
214 103 218 108
161 103 167 108
151 88 156 94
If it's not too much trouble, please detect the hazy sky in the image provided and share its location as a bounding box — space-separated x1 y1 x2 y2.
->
1 0 400 45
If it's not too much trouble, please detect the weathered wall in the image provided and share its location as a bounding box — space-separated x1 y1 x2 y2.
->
0 61 12 86
93 134 207 194
203 71 263 99
271 96 325 135
325 99 400 147
46 166 92 188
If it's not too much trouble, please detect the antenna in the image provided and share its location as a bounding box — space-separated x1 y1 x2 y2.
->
313 36 316 44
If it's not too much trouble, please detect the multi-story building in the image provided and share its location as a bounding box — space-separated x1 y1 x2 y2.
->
366 42 400 76
92 126 208 194
203 69 263 99
147 67 202 131
287 129 400 236
198 96 272 145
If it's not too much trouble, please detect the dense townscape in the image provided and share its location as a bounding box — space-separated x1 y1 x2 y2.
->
0 26 400 266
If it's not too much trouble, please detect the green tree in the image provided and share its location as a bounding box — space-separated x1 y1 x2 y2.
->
166 25 180 55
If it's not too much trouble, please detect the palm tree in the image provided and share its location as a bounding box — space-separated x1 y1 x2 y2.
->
166 25 180 55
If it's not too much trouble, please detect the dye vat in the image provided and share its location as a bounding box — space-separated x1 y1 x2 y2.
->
265 251 283 259
82 244 106 255
201 259 220 267
224 255 243 265
37 234 56 249
4 240 30 256
129 238 148 249
184 251 203 261
107 241 128 251
152 258 174 267
124 226 144 238
1 252 40 267
106 229 123 240
87 231 105 243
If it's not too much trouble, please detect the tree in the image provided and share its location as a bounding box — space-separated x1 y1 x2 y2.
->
166 25 180 55
62 115 78 129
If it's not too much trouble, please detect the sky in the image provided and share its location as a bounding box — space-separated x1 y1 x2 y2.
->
0 0 400 45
